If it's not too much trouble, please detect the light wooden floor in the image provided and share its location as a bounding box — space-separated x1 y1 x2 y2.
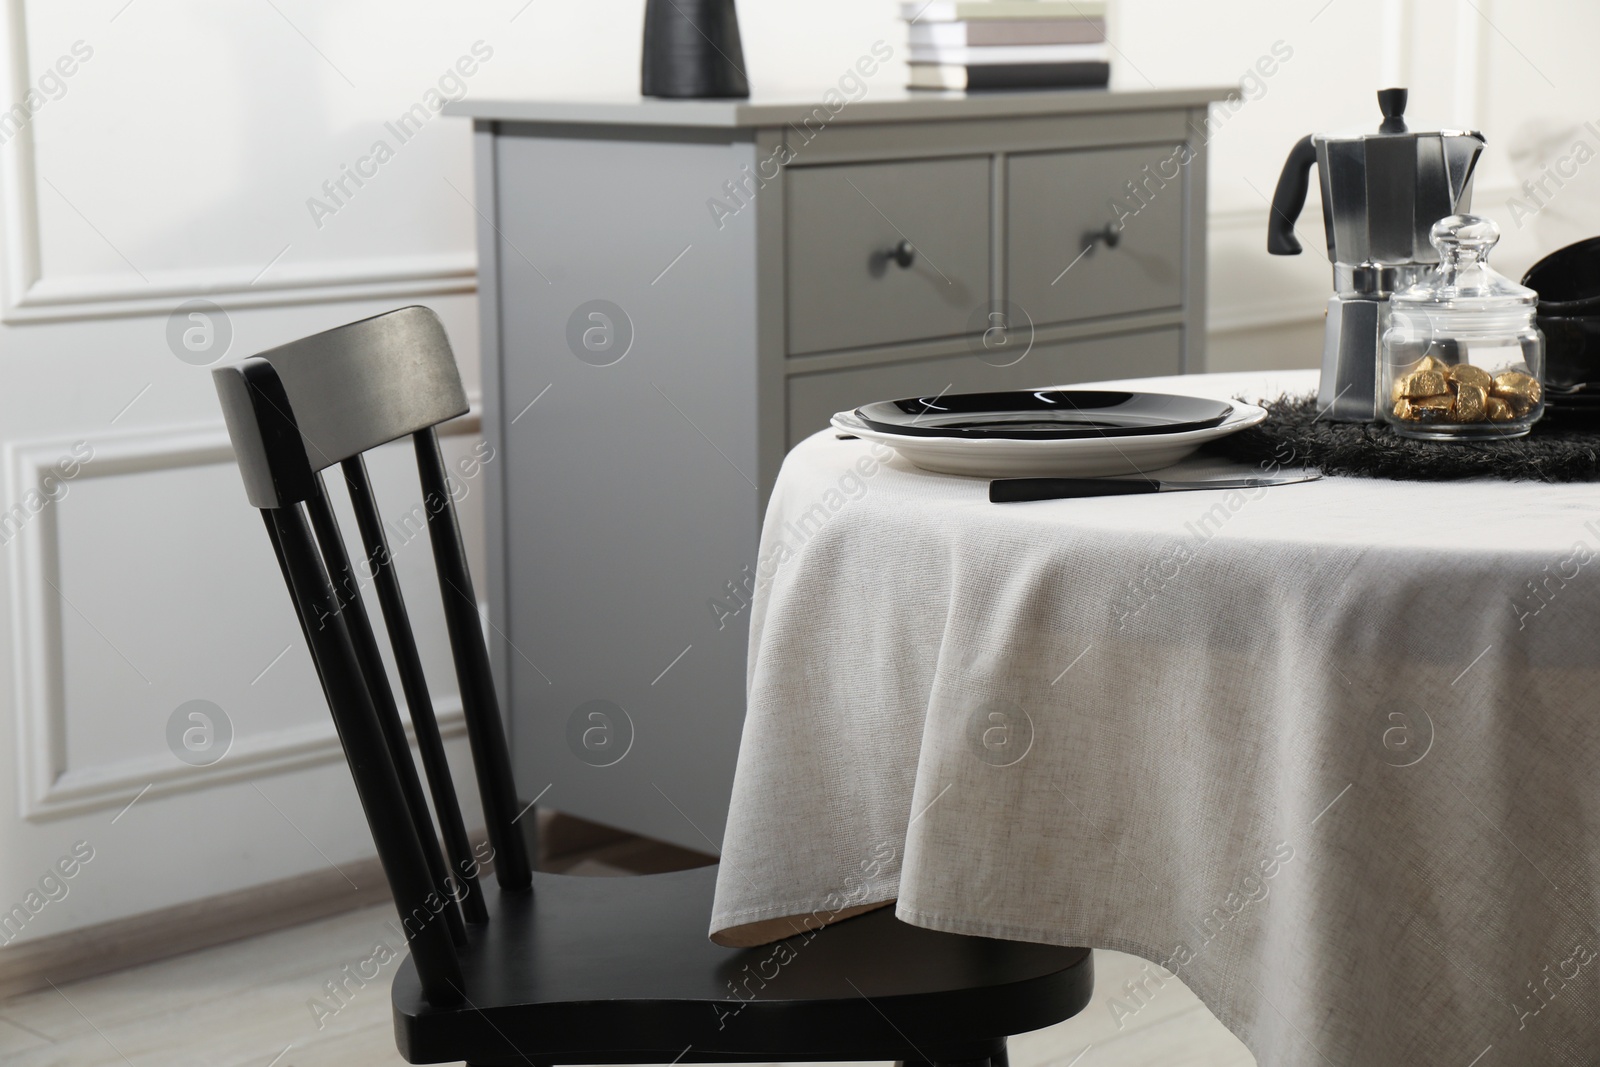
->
0 887 1254 1067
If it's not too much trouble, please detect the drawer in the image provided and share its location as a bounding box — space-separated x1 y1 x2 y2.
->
786 157 992 356
1008 146 1185 327
786 326 1182 447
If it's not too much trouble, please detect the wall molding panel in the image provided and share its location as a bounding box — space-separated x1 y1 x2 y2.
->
3 254 479 325
8 408 482 822
0 0 476 325
0 0 41 322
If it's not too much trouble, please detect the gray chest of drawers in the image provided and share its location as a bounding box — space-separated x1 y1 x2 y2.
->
450 87 1228 850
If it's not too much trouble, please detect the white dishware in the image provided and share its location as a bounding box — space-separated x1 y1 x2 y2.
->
831 400 1268 478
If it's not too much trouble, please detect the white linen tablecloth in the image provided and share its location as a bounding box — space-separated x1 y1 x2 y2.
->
710 371 1600 1066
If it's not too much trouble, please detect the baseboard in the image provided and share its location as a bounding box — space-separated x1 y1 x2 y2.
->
0 812 697 1001
0 856 391 1001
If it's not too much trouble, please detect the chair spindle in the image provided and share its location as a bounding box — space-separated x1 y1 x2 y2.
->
341 454 489 923
304 481 467 946
414 427 533 891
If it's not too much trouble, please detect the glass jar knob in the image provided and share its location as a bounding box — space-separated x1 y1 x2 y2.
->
1431 214 1499 288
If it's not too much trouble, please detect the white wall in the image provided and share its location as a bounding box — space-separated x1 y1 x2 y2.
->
1 0 1597 944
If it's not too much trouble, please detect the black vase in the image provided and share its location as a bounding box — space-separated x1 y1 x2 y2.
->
641 0 749 99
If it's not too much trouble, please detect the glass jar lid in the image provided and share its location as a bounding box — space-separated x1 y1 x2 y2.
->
1390 215 1537 329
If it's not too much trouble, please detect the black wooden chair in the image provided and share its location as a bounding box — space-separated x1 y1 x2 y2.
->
212 306 1094 1067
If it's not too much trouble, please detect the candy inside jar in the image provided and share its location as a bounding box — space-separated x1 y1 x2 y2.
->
1381 215 1544 440
1389 355 1541 425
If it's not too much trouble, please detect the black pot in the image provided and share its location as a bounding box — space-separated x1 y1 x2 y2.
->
1523 235 1600 314
642 0 749 99
1536 314 1600 390
1523 236 1600 390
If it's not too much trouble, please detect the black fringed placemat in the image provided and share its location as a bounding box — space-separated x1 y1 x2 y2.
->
1202 394 1600 482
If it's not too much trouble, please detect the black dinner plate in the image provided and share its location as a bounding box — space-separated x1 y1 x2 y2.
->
854 389 1235 440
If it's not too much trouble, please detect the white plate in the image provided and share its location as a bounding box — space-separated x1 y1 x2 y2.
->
831 399 1268 478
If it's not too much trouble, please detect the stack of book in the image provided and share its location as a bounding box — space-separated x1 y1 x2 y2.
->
904 1 1111 91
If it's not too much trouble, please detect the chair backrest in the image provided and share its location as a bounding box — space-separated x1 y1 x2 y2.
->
213 306 532 1008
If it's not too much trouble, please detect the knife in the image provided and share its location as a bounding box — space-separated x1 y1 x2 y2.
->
989 471 1322 503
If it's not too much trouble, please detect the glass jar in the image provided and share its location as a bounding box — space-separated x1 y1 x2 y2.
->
1382 214 1544 440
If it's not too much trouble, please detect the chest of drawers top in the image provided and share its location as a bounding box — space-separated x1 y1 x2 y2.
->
446 87 1231 130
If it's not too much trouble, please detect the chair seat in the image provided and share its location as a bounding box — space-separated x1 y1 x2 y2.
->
392 864 1093 1066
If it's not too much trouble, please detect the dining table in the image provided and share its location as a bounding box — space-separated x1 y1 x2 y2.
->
708 369 1600 1067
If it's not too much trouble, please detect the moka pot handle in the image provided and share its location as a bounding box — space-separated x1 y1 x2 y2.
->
1267 134 1318 256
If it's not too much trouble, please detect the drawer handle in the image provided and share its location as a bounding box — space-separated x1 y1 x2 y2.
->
881 239 916 270
1084 223 1122 251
